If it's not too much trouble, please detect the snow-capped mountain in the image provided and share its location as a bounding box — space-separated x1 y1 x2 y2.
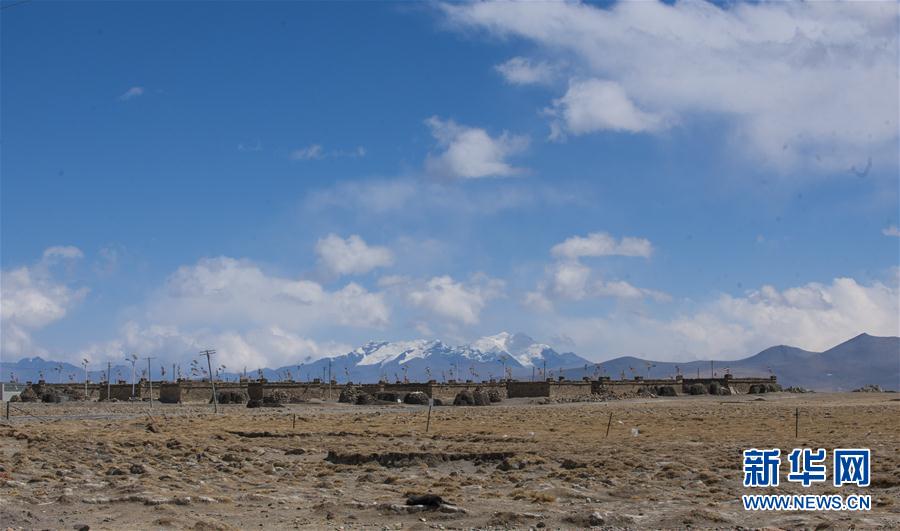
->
268 332 592 383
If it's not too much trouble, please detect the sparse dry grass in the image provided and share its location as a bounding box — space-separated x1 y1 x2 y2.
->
1 393 898 529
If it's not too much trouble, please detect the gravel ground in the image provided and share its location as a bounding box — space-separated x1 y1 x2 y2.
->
1 392 898 529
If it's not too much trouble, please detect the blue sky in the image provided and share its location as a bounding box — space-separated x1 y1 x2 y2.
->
2 1 898 369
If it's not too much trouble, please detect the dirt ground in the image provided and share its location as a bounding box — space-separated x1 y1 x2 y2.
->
1 392 898 530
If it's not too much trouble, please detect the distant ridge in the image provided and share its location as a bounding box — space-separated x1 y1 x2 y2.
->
560 333 899 392
2 333 897 391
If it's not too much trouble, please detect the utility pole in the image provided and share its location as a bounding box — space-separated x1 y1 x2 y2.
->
106 361 111 401
82 359 89 399
543 360 547 380
328 359 332 401
128 354 137 399
710 360 714 379
144 357 155 408
200 349 218 413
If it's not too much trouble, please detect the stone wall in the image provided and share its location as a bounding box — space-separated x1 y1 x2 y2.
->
116 375 778 404
429 382 507 402
159 381 249 403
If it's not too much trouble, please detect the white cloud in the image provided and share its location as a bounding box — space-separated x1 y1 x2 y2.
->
551 231 653 259
78 322 351 371
304 177 577 217
495 56 557 85
1 247 87 358
315 234 394 277
118 86 144 101
547 79 665 138
42 246 84 260
443 1 899 171
528 232 665 305
151 256 389 330
407 274 504 325
289 144 366 161
594 280 671 303
290 144 324 160
75 256 389 368
553 274 900 361
541 260 669 303
522 290 554 313
237 140 263 152
882 225 900 237
549 260 591 300
424 116 529 179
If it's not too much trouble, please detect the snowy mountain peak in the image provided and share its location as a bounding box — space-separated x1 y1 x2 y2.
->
470 332 551 367
355 339 443 367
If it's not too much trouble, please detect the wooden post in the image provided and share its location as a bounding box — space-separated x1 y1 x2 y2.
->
795 407 799 438
292 414 296 430
6 401 9 420
425 398 434 433
605 412 613 438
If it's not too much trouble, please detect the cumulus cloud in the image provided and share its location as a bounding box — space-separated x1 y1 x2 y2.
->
553 274 900 361
118 86 144 101
150 256 389 330
1 247 88 358
442 1 899 171
495 56 557 85
526 232 665 307
537 260 669 304
551 232 653 259
882 225 900 237
424 116 529 179
315 234 394 277
407 274 504 325
547 79 666 138
78 322 351 372
76 256 389 368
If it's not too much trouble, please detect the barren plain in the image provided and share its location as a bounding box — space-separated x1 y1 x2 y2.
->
1 393 898 530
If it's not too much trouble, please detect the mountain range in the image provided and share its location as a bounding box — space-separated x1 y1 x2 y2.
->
2 332 897 392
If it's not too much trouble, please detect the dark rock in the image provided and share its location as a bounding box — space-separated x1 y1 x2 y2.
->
106 467 125 476
355 393 374 405
19 387 38 402
487 389 502 403
246 399 262 408
560 458 585 469
129 463 146 474
453 390 475 406
215 391 247 404
403 392 429 405
656 386 677 397
41 390 62 403
688 383 707 395
473 387 491 406
375 392 400 402
338 386 360 404
406 494 444 508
